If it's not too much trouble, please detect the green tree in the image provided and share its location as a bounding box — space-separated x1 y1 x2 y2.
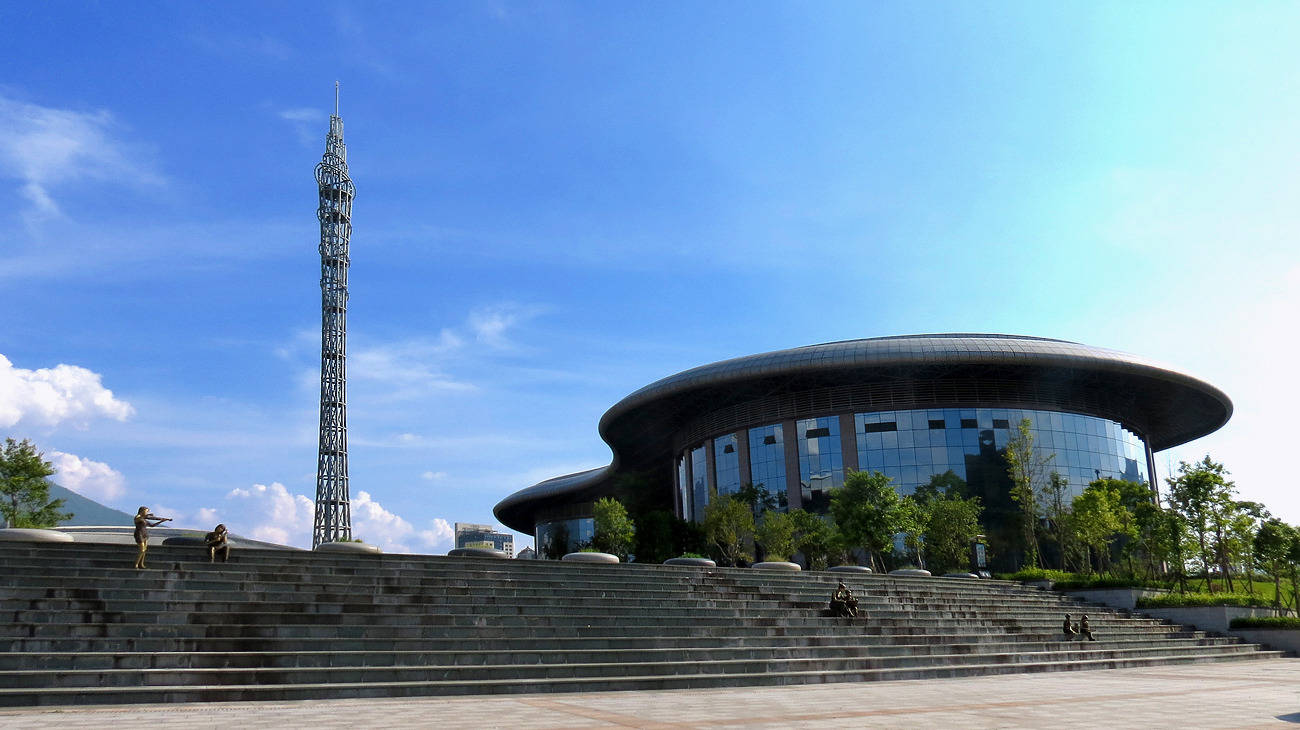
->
1071 482 1127 574
701 493 755 567
1004 419 1051 568
1040 471 1072 570
923 494 985 575
735 482 780 521
1167 457 1238 592
898 495 930 569
1254 519 1293 612
787 509 841 570
754 510 797 562
1 438 68 528
830 470 903 573
592 497 636 559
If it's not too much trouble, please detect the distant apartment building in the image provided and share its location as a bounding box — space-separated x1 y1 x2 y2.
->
454 523 514 557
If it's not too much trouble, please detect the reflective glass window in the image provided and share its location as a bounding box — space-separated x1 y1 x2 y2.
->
691 446 709 520
798 416 843 514
748 424 787 511
714 433 741 498
677 455 690 521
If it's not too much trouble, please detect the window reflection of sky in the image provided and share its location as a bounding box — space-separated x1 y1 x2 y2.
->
748 424 786 511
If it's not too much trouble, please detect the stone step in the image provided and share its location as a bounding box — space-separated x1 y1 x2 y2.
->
0 636 1251 670
0 643 1272 690
0 651 1277 707
0 627 1218 655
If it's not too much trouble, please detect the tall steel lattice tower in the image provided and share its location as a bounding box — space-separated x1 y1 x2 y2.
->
313 83 355 548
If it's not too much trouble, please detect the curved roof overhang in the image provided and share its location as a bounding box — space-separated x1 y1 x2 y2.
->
495 334 1231 532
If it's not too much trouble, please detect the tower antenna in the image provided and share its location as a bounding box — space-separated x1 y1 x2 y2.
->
334 80 340 116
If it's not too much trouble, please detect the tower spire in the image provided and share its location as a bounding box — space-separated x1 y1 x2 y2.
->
312 85 355 548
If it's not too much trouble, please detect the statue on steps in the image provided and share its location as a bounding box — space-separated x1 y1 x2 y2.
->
829 581 858 618
133 506 170 569
1062 613 1077 639
205 524 230 563
1079 614 1096 641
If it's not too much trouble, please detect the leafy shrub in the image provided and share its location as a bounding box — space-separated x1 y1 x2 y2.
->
997 568 1075 582
679 552 706 559
1136 592 1264 608
1230 616 1300 630
1053 577 1174 591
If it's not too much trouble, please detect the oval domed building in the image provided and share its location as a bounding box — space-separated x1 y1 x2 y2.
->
494 334 1230 565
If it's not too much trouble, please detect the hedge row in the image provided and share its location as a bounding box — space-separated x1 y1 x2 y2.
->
1136 592 1262 608
1230 616 1300 630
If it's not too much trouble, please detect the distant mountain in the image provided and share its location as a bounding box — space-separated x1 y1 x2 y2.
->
47 483 135 526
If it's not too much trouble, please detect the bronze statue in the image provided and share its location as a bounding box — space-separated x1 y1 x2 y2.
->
205 523 230 563
1079 614 1096 641
1062 613 1077 639
829 581 859 618
133 506 170 569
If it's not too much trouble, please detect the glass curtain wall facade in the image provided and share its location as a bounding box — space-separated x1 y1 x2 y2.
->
714 434 741 498
797 416 844 513
675 407 1150 518
748 424 787 512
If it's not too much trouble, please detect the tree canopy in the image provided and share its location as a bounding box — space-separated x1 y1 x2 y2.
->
1 438 69 529
829 470 903 573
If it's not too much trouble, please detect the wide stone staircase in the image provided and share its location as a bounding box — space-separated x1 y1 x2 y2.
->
0 542 1280 706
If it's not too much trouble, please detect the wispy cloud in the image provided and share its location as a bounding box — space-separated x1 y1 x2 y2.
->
468 303 545 349
0 94 164 223
0 353 134 430
278 107 325 147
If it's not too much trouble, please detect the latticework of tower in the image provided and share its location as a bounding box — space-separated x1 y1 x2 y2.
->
313 108 355 548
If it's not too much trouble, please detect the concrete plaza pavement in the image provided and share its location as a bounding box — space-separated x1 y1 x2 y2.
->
3 659 1298 729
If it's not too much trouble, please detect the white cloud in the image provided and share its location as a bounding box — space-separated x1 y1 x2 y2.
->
216 481 451 554
0 353 134 429
420 518 454 550
48 450 126 501
420 471 447 481
0 94 163 221
351 490 418 552
226 481 315 546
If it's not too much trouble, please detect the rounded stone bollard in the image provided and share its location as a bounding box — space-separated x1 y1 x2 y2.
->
664 557 716 567
447 547 508 559
562 551 619 564
315 541 381 554
828 565 873 573
0 528 74 543
888 568 933 577
752 561 801 571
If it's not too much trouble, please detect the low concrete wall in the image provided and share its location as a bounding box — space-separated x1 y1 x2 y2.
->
1064 588 1169 610
1229 629 1300 655
1140 606 1274 633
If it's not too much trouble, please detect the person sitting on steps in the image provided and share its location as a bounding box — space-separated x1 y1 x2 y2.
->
205 523 230 563
829 581 858 618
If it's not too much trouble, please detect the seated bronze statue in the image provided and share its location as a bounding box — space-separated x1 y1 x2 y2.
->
204 524 230 563
829 581 859 618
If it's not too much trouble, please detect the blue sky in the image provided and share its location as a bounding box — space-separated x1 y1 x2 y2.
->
1 2 1297 551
